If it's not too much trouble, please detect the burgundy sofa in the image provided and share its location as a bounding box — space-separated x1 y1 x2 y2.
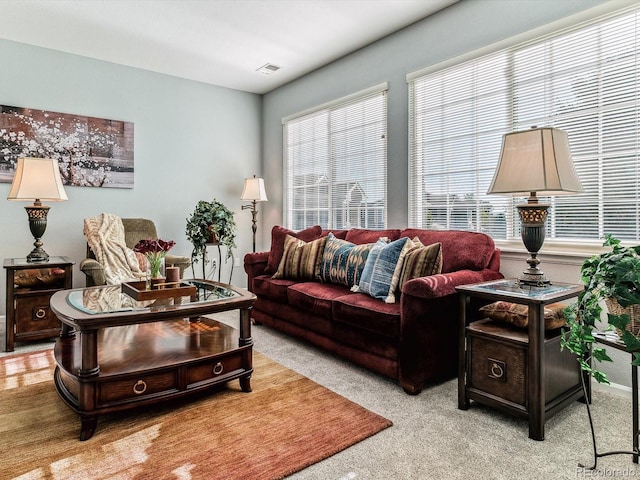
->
244 226 503 394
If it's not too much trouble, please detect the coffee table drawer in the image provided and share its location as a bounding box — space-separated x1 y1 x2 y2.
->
187 353 243 387
98 371 177 404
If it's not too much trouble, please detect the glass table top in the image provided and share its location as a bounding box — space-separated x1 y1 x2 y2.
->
67 280 240 315
457 279 583 300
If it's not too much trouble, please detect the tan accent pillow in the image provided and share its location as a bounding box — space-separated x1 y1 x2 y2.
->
14 268 65 287
479 301 566 330
397 238 443 290
272 234 327 280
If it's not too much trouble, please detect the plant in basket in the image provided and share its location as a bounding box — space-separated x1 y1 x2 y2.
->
561 234 640 384
133 238 176 279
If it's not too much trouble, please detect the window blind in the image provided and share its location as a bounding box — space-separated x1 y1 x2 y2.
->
409 6 640 243
283 87 388 230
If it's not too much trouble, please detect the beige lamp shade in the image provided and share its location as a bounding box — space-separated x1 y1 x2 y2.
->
7 157 68 202
487 127 583 196
240 176 268 202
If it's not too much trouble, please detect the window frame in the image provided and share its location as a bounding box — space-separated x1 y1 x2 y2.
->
407 3 640 254
282 83 388 231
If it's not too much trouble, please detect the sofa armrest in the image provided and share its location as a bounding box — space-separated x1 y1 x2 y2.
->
244 251 269 292
79 258 107 287
402 269 504 299
397 268 504 395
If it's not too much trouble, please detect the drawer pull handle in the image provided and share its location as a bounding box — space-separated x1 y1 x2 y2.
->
490 362 504 379
35 308 47 319
133 380 147 395
213 362 224 375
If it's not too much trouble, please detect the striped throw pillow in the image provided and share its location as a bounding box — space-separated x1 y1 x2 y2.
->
397 239 443 291
272 234 327 280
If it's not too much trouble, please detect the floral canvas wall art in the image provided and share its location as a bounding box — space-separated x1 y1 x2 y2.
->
0 105 134 188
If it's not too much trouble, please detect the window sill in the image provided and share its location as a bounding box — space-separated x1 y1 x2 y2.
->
494 239 608 267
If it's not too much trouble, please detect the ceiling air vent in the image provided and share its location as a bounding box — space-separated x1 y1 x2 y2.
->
256 63 281 75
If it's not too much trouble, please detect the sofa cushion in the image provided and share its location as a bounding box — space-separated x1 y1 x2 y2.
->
333 292 401 338
353 237 412 303
398 239 443 290
319 233 374 287
400 229 496 273
288 282 351 320
345 228 401 245
272 234 327 280
252 275 297 303
265 225 323 275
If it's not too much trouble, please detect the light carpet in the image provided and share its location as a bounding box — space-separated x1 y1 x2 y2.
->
0 349 392 480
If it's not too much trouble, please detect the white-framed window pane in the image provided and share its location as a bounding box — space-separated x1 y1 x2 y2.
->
284 88 387 230
409 7 640 243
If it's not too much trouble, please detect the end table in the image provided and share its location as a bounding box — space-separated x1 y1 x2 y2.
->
4 256 74 351
457 279 585 440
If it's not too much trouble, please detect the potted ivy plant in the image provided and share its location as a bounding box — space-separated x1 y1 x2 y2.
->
185 199 237 278
561 234 640 384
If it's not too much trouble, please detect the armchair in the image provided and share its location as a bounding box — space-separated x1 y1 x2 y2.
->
80 217 191 286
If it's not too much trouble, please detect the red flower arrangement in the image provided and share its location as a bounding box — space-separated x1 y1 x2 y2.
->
134 239 175 278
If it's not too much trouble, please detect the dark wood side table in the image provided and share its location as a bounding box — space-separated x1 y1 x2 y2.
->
4 256 74 352
457 279 584 440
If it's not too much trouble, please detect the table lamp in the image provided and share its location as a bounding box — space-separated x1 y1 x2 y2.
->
487 127 582 285
241 175 268 252
7 157 68 262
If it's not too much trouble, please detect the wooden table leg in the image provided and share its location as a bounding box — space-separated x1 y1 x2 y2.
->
528 303 545 441
458 293 470 410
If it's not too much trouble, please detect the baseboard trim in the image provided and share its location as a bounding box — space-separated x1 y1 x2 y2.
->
593 379 634 399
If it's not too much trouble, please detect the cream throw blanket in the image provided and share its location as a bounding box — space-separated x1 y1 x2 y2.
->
83 213 147 285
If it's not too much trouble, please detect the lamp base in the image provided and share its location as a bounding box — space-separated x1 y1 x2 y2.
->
27 247 50 263
25 203 50 263
517 270 551 287
517 200 551 287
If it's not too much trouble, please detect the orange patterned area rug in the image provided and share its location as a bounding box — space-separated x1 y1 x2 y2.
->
0 350 392 480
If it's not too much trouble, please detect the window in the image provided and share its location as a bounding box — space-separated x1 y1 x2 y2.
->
408 6 640 243
283 85 388 230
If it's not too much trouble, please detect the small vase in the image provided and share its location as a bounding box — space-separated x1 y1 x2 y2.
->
147 256 166 279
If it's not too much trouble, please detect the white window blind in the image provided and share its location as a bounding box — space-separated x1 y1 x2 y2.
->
409 6 640 243
283 87 388 230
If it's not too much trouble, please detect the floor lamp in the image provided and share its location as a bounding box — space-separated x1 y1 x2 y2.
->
487 127 582 286
7 157 68 262
241 175 268 252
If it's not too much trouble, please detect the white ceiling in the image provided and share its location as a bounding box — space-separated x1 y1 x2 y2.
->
0 0 457 94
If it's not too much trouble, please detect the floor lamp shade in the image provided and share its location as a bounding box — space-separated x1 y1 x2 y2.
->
240 176 268 202
7 157 68 262
241 175 268 252
487 127 582 285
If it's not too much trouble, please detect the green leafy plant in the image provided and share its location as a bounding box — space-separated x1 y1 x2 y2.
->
561 234 640 384
185 199 237 270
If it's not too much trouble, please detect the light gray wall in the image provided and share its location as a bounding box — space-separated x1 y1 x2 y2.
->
262 0 634 388
0 39 262 306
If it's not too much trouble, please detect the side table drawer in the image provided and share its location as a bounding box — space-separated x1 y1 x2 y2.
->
186 352 243 387
15 294 60 334
469 334 526 407
98 371 178 404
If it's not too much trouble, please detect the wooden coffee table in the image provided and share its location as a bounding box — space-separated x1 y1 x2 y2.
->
50 279 256 440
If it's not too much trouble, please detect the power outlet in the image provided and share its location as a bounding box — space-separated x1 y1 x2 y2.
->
234 257 241 268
